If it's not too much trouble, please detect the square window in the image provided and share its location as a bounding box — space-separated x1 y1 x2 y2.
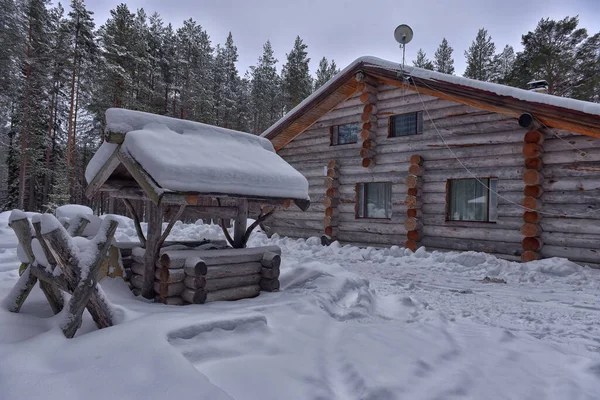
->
389 112 424 137
357 182 392 219
446 178 498 222
331 123 359 145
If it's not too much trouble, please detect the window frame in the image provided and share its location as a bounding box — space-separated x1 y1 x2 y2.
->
445 177 498 223
355 182 393 220
330 122 360 146
387 111 424 138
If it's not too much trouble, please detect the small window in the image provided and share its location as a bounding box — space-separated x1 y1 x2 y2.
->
331 123 359 145
389 112 423 137
447 178 498 222
357 182 392 219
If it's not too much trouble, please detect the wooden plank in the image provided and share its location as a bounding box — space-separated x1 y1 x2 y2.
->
85 145 121 199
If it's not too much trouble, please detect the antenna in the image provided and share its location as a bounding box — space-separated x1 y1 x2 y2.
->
394 24 413 72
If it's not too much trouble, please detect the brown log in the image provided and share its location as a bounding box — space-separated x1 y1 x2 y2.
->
261 266 280 279
523 185 544 198
356 82 377 94
326 188 338 198
404 195 420 209
360 148 377 159
324 226 337 237
521 223 542 237
206 285 261 303
359 92 377 104
325 207 338 217
361 113 377 123
524 157 543 170
408 164 423 176
523 211 542 224
405 240 417 252
406 208 422 218
283 199 292 209
406 175 419 189
524 130 544 144
522 143 543 158
407 188 418 196
323 197 340 208
327 160 337 169
409 154 423 165
404 217 422 231
323 216 337 227
361 137 376 148
259 278 280 292
205 262 263 279
261 252 281 269
360 130 377 141
153 281 185 298
205 274 261 292
183 257 208 276
155 267 185 283
363 103 377 114
407 230 420 241
522 196 542 210
520 251 539 263
362 122 374 131
182 288 208 304
162 246 282 268
158 296 184 306
522 237 543 251
324 177 340 189
523 170 543 186
184 275 207 290
362 158 374 168
326 168 339 179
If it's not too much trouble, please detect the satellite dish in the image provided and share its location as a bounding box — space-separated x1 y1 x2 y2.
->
394 24 414 45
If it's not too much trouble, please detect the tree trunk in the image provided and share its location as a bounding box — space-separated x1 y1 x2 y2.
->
18 16 33 210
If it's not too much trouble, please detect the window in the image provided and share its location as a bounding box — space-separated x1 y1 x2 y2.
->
331 123 359 145
447 178 498 222
389 111 424 137
357 182 392 219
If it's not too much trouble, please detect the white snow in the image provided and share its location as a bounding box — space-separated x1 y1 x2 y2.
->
85 109 309 201
55 205 93 220
1 213 599 399
262 55 600 138
84 142 118 184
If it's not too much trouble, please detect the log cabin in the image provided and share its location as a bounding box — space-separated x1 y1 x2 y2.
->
262 56 600 267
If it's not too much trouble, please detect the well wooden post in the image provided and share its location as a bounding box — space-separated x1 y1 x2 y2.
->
404 155 424 252
142 202 163 298
521 130 545 262
356 73 378 168
233 199 248 248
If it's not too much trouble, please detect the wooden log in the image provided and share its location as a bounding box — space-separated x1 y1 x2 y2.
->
363 103 378 114
523 185 544 198
362 158 374 168
206 262 263 279
66 215 91 237
520 250 539 263
523 211 542 224
360 148 377 159
406 175 419 189
356 82 377 94
406 208 422 218
259 278 280 292
324 177 340 189
155 267 185 283
524 157 543 170
183 275 207 290
205 274 261 291
142 202 162 298
31 221 64 314
524 130 544 144
323 197 340 208
183 257 208 276
404 195 420 209
153 281 185 298
518 114 543 130
522 237 543 251
161 246 281 268
361 137 376 148
5 267 38 313
361 113 377 123
404 217 423 231
130 274 144 289
407 230 420 241
359 92 377 104
327 160 337 169
261 266 280 279
325 207 339 218
409 154 423 165
408 164 423 176
407 188 419 196
326 168 339 179
156 296 184 305
522 143 543 158
233 198 248 248
523 170 543 186
522 196 542 210
521 223 542 237
206 285 261 303
362 121 375 131
182 288 208 304
326 188 339 198
324 226 338 237
405 240 417 252
323 216 337 227
131 262 145 276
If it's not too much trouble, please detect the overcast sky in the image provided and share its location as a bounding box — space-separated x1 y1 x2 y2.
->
85 0 600 76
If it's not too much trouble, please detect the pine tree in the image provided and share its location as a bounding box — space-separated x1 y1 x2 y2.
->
573 33 600 102
314 57 339 90
281 36 312 112
212 32 239 128
250 40 281 133
491 45 515 84
464 28 496 81
413 48 433 70
434 38 454 74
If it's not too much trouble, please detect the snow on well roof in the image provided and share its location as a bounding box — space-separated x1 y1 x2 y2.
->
262 56 600 143
85 109 310 200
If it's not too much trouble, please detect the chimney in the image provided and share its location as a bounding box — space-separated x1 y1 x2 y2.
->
527 79 549 94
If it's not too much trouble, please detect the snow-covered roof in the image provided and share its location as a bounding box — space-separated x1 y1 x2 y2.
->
262 56 600 148
85 109 309 201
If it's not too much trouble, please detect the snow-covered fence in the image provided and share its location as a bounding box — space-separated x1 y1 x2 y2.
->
4 210 118 338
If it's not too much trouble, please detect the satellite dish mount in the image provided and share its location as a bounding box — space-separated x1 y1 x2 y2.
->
394 24 414 73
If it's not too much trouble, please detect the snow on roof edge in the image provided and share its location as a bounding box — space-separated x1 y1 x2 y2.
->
262 55 600 139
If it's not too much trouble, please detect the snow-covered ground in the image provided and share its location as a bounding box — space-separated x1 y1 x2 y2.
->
1 212 599 399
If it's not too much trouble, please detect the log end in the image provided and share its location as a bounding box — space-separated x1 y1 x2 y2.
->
520 251 539 263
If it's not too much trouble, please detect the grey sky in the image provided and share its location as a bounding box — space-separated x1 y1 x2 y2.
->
86 0 600 76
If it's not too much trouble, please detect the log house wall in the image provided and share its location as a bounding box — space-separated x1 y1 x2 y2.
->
270 83 600 267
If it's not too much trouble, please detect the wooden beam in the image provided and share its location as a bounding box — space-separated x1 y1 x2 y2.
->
85 145 121 199
233 199 248 248
104 130 125 144
117 148 164 205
